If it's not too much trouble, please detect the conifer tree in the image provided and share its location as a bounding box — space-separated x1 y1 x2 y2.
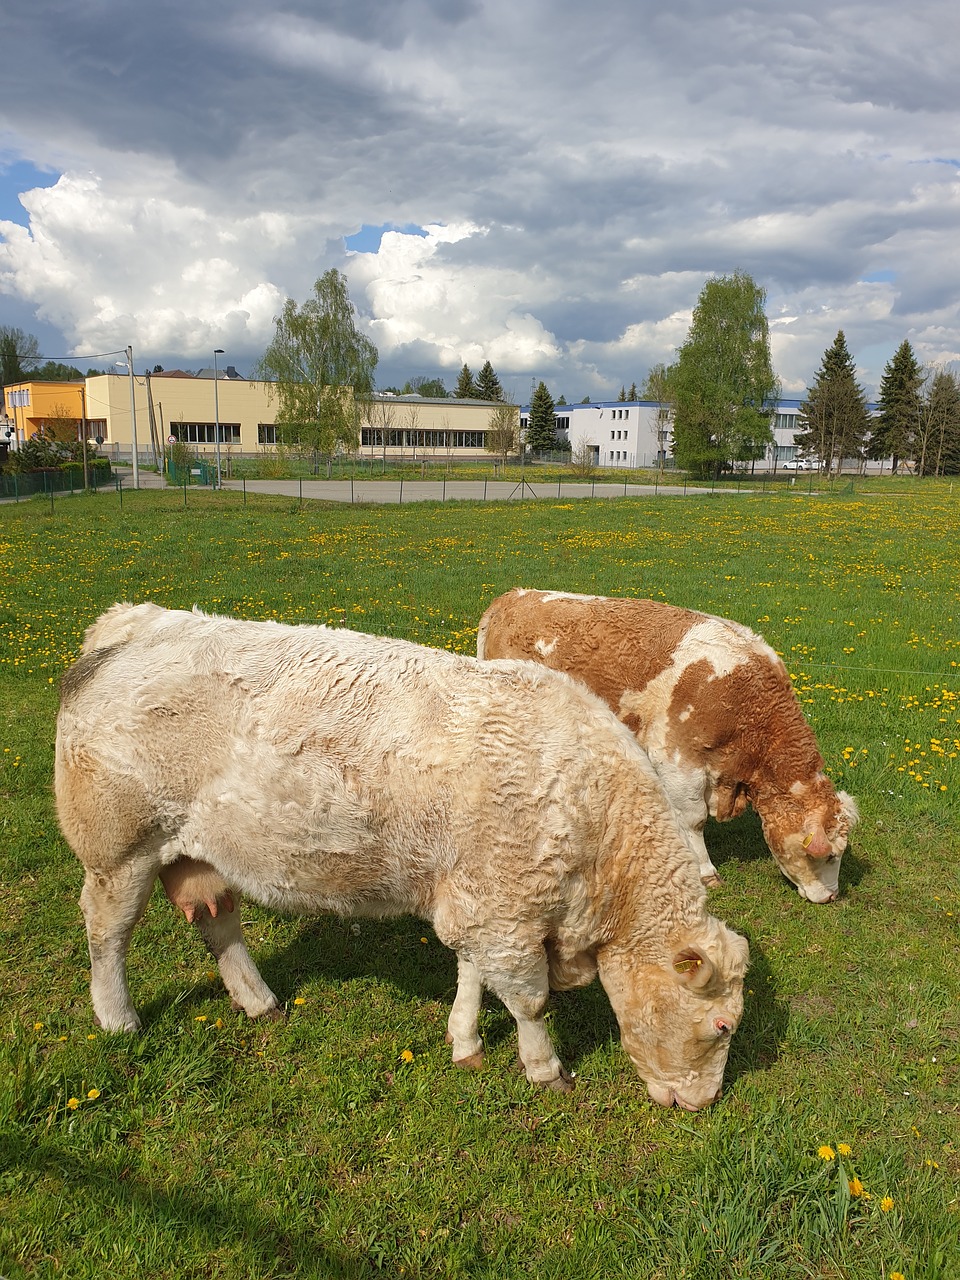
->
475 360 503 401
868 340 924 473
455 364 478 398
618 385 627 402
526 381 559 454
918 368 960 475
796 331 869 474
628 381 639 401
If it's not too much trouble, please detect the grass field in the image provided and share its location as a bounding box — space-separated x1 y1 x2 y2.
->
1 483 958 1279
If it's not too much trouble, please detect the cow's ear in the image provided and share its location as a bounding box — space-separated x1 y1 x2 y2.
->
801 824 832 858
672 947 713 989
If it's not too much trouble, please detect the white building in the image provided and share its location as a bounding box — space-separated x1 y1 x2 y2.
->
524 397 864 471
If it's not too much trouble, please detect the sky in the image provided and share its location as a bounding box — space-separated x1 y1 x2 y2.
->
1 0 959 402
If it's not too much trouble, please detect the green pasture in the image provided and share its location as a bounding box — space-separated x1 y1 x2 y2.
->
1 484 958 1279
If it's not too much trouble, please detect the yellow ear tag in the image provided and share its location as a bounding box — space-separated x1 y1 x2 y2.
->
802 833 814 849
674 957 703 974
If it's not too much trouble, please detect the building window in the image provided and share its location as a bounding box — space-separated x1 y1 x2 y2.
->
775 413 797 431
258 424 277 445
171 422 240 444
624 409 629 419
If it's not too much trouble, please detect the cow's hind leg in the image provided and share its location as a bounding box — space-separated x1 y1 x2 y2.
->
80 856 160 1032
159 858 279 1020
481 952 573 1092
194 906 281 1020
446 955 484 1068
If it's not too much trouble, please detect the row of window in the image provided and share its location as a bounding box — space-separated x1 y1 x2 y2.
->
361 428 487 449
610 429 629 440
170 422 242 444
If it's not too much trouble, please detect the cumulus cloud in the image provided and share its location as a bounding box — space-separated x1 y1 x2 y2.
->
1 0 959 395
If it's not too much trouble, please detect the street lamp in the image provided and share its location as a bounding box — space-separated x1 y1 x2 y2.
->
213 348 224 488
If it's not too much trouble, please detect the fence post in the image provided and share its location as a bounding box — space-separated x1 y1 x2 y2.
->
484 478 487 501
243 477 247 506
442 476 446 503
351 476 355 504
299 476 303 509
399 478 403 504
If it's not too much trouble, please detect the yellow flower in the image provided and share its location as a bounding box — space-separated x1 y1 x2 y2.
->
837 1142 852 1157
400 1049 414 1063
33 1022 44 1031
848 1177 864 1197
86 1088 101 1100
818 1145 836 1161
420 937 428 944
66 1097 80 1110
195 1015 207 1022
890 1273 905 1280
293 997 306 1006
881 1196 894 1212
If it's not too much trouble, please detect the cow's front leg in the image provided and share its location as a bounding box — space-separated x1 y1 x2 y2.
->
446 955 484 1068
80 857 159 1032
483 952 574 1092
656 760 719 885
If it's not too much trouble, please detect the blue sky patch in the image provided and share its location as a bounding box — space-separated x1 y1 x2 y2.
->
861 269 897 283
344 222 428 253
0 159 59 227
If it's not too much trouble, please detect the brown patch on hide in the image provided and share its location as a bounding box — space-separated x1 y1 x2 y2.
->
479 591 700 723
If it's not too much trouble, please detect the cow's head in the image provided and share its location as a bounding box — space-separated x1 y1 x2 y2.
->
758 778 859 903
598 917 749 1110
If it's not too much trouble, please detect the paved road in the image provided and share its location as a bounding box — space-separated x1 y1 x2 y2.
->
208 476 741 503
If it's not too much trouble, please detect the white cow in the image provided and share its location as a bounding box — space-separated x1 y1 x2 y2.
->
55 603 749 1110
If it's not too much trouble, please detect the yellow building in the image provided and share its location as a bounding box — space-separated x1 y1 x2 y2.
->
2 372 514 466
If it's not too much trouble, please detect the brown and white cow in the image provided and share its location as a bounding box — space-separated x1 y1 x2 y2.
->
477 589 858 904
55 603 749 1110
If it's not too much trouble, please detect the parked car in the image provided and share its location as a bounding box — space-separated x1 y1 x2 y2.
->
782 457 820 471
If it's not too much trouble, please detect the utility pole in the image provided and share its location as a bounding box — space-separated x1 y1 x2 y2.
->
126 344 140 489
214 348 224 487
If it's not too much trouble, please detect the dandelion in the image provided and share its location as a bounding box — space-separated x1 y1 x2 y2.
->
400 1049 414 1063
195 1015 207 1022
293 996 306 1006
818 1145 836 1161
881 1196 894 1212
889 1272 905 1280
837 1142 852 1157
33 1022 43 1031
86 1088 101 1100
848 1177 865 1197
66 1097 80 1110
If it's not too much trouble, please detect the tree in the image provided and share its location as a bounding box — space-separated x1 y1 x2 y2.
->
485 399 519 462
403 376 447 398
643 363 674 471
455 364 478 398
796 331 870 475
668 271 779 477
627 381 639 401
526 381 560 454
867 340 924 473
475 360 503 402
0 326 40 386
918 368 960 476
618 385 627 402
254 269 378 467
556 394 567 406
33 361 85 381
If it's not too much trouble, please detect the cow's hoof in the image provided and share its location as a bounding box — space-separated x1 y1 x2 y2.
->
452 1051 485 1070
545 1069 576 1093
701 873 722 888
231 1000 285 1022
